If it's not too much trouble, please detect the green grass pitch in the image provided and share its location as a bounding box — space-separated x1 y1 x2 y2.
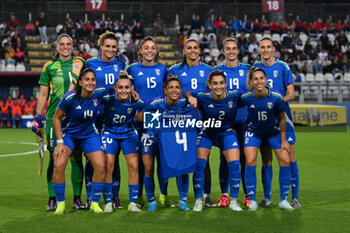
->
0 127 349 233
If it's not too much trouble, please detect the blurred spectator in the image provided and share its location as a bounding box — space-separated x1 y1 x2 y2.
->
126 37 137 63
229 16 242 33
58 24 70 36
335 30 348 46
79 38 90 53
133 22 145 40
315 18 325 32
304 55 314 73
87 30 98 48
214 16 225 29
261 19 270 32
270 19 280 34
179 24 191 36
0 23 11 40
252 18 261 32
279 19 288 34
217 53 225 66
335 20 344 32
117 20 128 34
314 55 323 72
341 55 350 73
66 18 74 30
325 19 334 33
14 47 24 63
4 44 15 64
85 20 93 32
7 14 20 30
323 56 332 73
248 39 258 54
25 21 35 35
191 15 203 34
82 49 91 60
153 14 165 36
237 32 247 57
113 19 120 32
304 39 313 55
242 19 252 33
209 34 217 50
200 33 210 50
37 11 48 44
204 17 214 33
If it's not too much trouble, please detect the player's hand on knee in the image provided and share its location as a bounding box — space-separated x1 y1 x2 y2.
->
54 144 65 160
31 114 44 136
281 141 290 153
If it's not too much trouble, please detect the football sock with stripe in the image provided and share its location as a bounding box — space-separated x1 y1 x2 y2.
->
245 165 257 201
193 158 206 199
144 176 155 202
228 160 241 198
279 166 291 201
129 184 139 203
53 183 65 203
91 182 104 203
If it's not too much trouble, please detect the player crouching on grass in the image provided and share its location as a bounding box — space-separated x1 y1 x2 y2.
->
101 71 144 213
240 67 293 211
52 68 106 214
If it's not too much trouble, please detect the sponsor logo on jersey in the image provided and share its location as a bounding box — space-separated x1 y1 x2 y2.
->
228 101 233 108
138 71 143 76
249 104 255 108
181 72 187 76
199 70 204 77
239 70 244 76
74 64 79 70
93 99 98 106
273 70 278 77
127 108 133 114
96 67 102 71
208 104 214 108
114 65 118 72
267 102 273 109
155 69 160 76
76 105 82 110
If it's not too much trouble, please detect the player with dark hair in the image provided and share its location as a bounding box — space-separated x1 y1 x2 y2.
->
241 66 293 211
191 70 242 211
85 30 126 209
127 36 168 209
214 37 251 207
141 76 198 212
101 71 144 212
31 34 86 211
254 38 301 209
52 68 106 214
169 38 216 207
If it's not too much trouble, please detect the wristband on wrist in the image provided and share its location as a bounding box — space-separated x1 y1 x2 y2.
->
57 139 64 144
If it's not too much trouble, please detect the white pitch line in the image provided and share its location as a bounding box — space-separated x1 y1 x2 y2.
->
0 141 45 158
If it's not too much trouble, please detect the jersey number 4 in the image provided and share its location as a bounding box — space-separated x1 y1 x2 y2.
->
175 130 187 151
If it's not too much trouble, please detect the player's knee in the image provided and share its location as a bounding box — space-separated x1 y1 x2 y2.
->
245 157 257 166
93 162 106 179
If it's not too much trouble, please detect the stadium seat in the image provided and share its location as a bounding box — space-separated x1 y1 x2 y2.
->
56 24 63 34
305 73 315 82
203 48 210 55
115 32 124 41
255 33 262 42
315 73 325 82
5 63 15 72
299 73 305 82
123 32 132 42
334 73 343 81
208 33 217 42
118 40 126 50
280 33 287 41
324 73 334 82
245 33 250 39
262 33 271 39
271 33 281 42
299 33 308 44
210 48 220 57
235 33 240 38
119 48 126 54
189 33 199 41
310 40 318 49
205 55 211 63
15 63 26 72
327 34 335 45
0 60 5 71
343 73 350 82
88 48 98 58
198 33 204 41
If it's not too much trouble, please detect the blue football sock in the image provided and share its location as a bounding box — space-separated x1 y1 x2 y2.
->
157 159 168 195
279 166 291 201
245 165 256 201
290 161 299 200
129 184 139 203
193 158 206 199
138 156 145 197
219 155 229 195
228 160 241 199
92 182 104 203
177 174 189 201
85 160 93 201
144 176 155 202
103 183 113 204
112 161 121 199
262 165 272 200
53 183 65 202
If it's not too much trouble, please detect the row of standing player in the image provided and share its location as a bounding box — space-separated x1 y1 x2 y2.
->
31 31 300 214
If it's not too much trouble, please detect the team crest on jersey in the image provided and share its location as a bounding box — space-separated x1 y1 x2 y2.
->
228 101 233 108
273 70 278 78
127 108 133 114
199 70 204 77
114 65 119 72
245 138 249 144
267 102 273 109
239 70 244 76
93 99 98 106
74 64 79 70
155 69 160 76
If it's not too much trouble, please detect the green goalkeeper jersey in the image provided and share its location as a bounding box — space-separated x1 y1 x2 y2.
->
38 56 86 119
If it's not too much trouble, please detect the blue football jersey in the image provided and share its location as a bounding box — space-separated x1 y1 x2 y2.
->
102 92 144 139
253 59 293 96
192 89 240 134
214 63 251 127
86 56 126 89
58 87 106 138
127 62 168 104
240 88 286 136
168 62 212 94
